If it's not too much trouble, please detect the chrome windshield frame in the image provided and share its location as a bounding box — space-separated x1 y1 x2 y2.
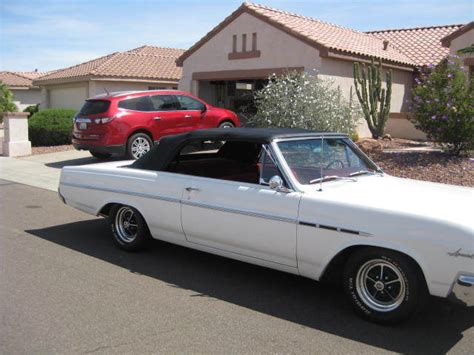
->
271 135 383 191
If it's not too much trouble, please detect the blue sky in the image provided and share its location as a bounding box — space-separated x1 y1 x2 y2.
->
1 0 472 71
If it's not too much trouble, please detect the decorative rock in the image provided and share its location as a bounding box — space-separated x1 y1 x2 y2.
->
356 138 383 154
382 133 392 141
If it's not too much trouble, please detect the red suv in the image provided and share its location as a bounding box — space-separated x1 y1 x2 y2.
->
73 90 240 159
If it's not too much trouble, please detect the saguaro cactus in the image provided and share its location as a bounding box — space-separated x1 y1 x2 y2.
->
353 58 392 139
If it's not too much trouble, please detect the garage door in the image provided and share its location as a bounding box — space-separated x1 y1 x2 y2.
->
49 86 87 110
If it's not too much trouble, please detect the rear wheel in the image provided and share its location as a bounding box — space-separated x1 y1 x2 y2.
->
108 205 151 251
90 151 112 159
127 133 152 160
218 121 235 129
343 248 427 324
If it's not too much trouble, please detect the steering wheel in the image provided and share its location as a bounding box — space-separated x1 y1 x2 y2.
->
325 160 345 169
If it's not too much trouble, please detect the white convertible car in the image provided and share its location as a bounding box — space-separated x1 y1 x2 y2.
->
58 128 473 324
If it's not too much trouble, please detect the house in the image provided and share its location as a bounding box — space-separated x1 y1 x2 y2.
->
176 2 464 139
441 21 474 77
34 45 185 110
0 71 47 111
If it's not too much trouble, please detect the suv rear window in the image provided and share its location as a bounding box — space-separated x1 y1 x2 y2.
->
79 100 110 115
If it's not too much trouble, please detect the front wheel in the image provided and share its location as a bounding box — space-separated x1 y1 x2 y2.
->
108 205 151 251
343 248 427 324
218 121 235 129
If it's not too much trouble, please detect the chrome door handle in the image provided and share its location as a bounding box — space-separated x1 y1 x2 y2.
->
185 187 200 192
184 115 193 118
153 116 161 120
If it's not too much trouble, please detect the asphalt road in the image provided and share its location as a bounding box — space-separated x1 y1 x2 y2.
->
1 179 473 354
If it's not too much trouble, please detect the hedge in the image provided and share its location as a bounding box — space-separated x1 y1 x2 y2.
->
28 108 76 146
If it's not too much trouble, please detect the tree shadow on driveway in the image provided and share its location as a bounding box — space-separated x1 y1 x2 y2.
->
26 219 473 353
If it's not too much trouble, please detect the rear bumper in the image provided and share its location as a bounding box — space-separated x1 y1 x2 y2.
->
73 142 126 155
448 274 474 307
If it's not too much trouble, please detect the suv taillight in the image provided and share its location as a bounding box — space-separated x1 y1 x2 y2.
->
94 116 115 124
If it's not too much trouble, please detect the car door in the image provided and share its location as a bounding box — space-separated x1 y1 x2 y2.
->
180 146 301 268
175 94 204 131
149 94 186 138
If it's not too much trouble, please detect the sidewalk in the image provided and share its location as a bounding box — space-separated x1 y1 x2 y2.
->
0 150 94 191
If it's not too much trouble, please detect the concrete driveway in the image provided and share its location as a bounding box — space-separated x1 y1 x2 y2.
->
0 150 122 191
1 180 473 353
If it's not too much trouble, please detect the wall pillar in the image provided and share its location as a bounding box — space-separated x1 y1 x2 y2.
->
40 86 49 109
1 112 32 157
191 79 199 96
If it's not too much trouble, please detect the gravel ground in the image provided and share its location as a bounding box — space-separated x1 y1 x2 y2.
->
372 151 474 187
31 145 75 155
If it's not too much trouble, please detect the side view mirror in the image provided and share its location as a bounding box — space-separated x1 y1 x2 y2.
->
269 175 291 193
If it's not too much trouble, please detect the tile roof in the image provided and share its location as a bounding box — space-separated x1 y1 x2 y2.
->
35 45 185 84
0 71 49 88
177 2 415 67
368 24 464 66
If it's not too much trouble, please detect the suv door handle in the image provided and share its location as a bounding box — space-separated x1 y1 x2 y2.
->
184 114 193 118
153 116 161 120
185 187 200 192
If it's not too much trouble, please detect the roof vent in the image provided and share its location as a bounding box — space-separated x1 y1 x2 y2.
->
383 40 389 50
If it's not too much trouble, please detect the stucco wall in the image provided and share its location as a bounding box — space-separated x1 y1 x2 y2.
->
319 57 414 137
179 12 321 92
448 28 473 54
385 118 426 140
11 88 41 111
90 80 177 96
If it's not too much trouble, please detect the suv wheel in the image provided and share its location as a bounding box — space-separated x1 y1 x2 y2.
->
219 121 234 129
343 248 427 324
127 133 152 160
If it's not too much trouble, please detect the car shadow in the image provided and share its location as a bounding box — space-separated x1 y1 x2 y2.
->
26 219 473 353
45 156 125 169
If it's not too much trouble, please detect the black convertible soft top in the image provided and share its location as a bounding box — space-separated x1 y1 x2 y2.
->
131 128 344 171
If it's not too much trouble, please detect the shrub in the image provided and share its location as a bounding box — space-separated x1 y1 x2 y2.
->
250 71 359 135
0 83 18 123
28 108 76 146
411 55 474 155
23 104 39 117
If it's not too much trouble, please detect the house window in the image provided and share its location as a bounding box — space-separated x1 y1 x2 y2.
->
232 35 237 53
252 33 257 51
242 34 247 52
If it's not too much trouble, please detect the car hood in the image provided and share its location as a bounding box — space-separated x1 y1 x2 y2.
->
301 175 473 231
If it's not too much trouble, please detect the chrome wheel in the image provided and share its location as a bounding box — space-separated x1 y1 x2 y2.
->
219 122 234 129
131 137 151 159
114 206 138 243
356 259 406 312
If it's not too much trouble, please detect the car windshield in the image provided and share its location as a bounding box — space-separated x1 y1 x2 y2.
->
277 138 379 185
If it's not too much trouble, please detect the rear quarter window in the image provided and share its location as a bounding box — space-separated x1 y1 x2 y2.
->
79 100 110 115
118 96 152 111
